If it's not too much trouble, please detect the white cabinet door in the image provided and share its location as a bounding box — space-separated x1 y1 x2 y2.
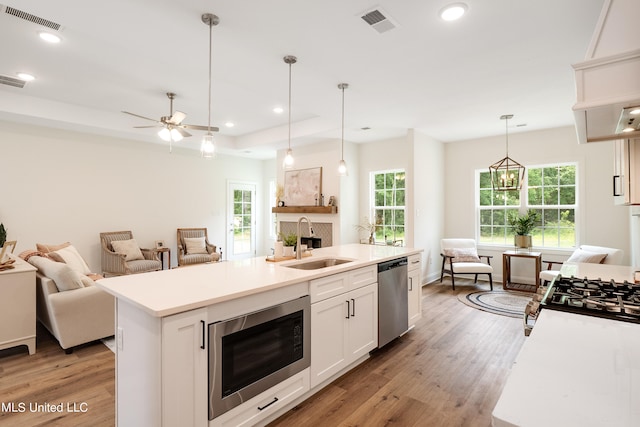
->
162 308 208 427
347 283 378 360
310 283 377 389
310 294 349 388
407 254 422 327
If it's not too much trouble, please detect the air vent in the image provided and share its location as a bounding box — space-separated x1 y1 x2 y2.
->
0 75 27 88
360 7 397 34
1 4 62 31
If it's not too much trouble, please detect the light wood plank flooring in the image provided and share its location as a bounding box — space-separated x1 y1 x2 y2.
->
0 279 525 427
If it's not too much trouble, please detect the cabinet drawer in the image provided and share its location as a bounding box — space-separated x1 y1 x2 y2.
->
309 265 377 303
408 254 421 271
211 369 310 427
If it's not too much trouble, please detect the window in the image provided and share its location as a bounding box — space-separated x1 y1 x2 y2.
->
478 163 576 248
371 170 405 245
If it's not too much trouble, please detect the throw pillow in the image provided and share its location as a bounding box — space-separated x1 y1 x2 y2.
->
36 242 71 253
184 237 208 254
444 248 481 263
28 256 88 292
111 239 144 261
52 245 92 274
18 249 50 262
567 249 607 264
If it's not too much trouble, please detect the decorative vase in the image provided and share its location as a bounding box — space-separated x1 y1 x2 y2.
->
514 235 532 250
274 241 284 258
283 246 294 257
368 232 375 245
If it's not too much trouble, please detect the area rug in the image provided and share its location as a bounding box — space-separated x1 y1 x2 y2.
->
457 290 532 318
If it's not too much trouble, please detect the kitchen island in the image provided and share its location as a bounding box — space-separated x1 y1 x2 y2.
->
96 244 423 427
492 263 640 427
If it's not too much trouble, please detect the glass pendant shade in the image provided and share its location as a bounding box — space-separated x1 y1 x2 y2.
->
338 159 348 176
489 114 525 191
283 148 294 168
201 133 215 158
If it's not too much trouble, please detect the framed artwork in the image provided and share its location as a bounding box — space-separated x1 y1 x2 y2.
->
284 167 322 206
155 240 166 249
0 240 17 263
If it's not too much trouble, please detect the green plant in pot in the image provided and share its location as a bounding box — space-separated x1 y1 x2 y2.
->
280 232 297 257
508 209 539 249
0 223 6 248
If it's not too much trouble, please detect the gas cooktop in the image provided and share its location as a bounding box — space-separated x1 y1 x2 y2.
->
540 276 640 324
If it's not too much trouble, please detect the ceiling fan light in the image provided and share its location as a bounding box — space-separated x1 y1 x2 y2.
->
201 134 215 158
283 148 294 168
17 72 35 81
170 128 183 141
338 159 348 176
158 128 171 141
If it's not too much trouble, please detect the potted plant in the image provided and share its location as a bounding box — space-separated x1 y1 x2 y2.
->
508 209 540 249
0 223 6 248
280 232 297 257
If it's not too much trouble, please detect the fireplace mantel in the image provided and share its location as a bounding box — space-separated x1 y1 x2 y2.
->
272 206 337 214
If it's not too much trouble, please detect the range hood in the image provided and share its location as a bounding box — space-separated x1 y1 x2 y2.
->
572 0 640 143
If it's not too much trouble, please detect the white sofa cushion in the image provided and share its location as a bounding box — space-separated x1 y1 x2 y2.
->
28 256 93 292
52 245 92 274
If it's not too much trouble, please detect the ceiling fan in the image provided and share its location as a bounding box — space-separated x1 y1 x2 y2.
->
122 92 219 142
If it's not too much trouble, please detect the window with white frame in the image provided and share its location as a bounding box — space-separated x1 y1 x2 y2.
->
478 163 577 248
371 169 406 246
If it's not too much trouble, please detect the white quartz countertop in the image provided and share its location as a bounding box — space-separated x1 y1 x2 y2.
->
492 260 640 427
96 243 421 317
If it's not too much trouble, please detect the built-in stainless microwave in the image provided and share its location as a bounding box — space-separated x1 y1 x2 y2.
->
208 295 310 420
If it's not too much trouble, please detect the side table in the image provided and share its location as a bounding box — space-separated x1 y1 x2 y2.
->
157 247 171 270
0 255 37 354
502 250 542 292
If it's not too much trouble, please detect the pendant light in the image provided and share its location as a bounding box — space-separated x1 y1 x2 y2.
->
283 55 297 169
337 83 349 176
489 114 526 191
200 13 219 158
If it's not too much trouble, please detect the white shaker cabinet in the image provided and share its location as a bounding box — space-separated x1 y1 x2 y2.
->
309 266 378 389
613 138 640 205
162 308 208 427
407 254 422 327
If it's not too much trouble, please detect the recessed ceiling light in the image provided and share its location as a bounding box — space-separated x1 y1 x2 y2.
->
622 126 636 133
17 72 35 81
225 122 234 128
630 108 640 115
38 31 61 43
440 3 467 21
273 106 284 114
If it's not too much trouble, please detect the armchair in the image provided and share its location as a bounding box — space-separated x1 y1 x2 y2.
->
100 231 161 277
539 245 624 286
440 238 493 291
177 228 221 267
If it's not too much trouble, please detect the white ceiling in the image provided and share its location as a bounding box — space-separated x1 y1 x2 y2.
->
0 0 605 159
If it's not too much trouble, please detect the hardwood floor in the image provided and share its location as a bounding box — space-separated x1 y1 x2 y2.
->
0 278 525 427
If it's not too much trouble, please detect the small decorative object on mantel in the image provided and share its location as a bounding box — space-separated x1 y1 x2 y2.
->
508 209 539 250
328 196 336 207
275 183 284 207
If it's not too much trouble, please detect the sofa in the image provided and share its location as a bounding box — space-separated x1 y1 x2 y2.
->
21 244 115 353
35 271 114 353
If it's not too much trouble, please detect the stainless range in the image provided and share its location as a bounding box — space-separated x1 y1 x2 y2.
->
525 275 640 335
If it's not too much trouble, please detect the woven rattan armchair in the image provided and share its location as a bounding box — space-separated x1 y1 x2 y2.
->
100 231 161 277
177 228 221 267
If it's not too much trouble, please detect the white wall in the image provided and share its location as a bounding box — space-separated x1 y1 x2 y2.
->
444 125 632 282
1 120 267 271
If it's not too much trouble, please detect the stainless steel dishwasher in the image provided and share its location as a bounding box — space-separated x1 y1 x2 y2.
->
377 257 408 348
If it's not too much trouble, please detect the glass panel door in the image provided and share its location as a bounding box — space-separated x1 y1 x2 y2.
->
227 182 256 260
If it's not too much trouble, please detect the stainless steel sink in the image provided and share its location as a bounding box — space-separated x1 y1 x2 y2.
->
283 258 353 270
